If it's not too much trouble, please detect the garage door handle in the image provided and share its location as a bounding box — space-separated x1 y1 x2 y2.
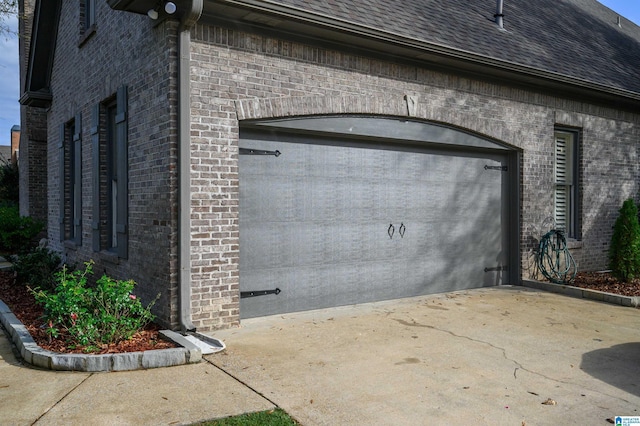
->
399 223 406 238
388 224 395 239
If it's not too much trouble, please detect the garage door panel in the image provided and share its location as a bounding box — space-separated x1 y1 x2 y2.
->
241 256 500 318
240 175 304 222
402 225 502 274
307 177 390 222
242 175 393 223
241 261 409 317
240 132 509 319
425 155 499 183
401 184 501 224
444 183 501 222
243 140 392 179
242 220 407 270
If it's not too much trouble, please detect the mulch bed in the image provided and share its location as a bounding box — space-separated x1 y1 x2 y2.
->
569 271 640 297
2 268 638 355
0 271 177 354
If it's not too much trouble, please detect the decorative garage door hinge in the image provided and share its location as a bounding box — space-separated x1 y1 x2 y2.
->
239 148 281 157
484 266 508 272
484 165 508 171
240 288 282 298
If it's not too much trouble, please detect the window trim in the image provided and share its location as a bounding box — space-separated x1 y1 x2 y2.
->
106 101 118 252
114 85 129 259
91 86 128 259
91 104 101 251
59 114 82 245
84 0 95 30
554 128 580 239
79 0 96 46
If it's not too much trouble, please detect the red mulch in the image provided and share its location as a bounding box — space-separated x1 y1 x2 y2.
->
570 271 640 297
0 271 177 354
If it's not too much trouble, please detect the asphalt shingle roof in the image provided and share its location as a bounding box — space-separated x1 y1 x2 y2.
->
264 0 640 95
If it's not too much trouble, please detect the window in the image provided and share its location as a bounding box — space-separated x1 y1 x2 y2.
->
83 0 95 30
106 102 119 251
554 129 579 239
92 86 128 258
80 0 96 44
59 115 82 245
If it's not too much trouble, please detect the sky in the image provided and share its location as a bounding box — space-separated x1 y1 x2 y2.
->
0 14 18 146
0 1 638 146
599 0 640 26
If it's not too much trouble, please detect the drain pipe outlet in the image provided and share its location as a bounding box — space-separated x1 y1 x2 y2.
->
179 0 203 332
494 0 504 29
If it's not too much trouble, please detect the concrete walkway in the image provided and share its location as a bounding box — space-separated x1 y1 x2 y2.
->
0 329 274 425
2 286 640 425
208 286 640 425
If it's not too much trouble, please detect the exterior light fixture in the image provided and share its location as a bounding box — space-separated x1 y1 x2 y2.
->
147 1 176 20
164 2 177 14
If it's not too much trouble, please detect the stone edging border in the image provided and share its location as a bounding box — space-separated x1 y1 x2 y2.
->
0 298 204 372
522 280 640 308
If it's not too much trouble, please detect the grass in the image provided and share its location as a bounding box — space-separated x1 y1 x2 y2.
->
194 409 298 426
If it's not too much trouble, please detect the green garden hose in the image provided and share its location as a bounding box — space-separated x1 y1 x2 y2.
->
537 229 577 284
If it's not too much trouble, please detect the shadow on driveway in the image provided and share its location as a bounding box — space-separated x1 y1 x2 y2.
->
581 342 640 398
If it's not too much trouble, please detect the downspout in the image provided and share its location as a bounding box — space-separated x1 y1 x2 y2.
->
178 0 203 332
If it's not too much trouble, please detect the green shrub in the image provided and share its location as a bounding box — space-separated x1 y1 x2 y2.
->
0 205 43 254
609 198 640 282
0 160 19 204
11 247 62 290
30 261 159 350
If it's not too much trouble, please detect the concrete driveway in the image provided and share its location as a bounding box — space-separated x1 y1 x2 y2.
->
208 286 640 425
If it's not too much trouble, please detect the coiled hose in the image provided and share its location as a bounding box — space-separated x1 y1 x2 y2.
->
537 229 577 284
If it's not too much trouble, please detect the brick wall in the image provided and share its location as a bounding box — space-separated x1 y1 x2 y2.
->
46 2 180 329
18 107 48 224
41 9 639 331
188 24 639 329
18 0 48 225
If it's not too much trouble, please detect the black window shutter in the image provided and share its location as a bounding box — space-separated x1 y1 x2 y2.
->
73 113 82 246
91 104 100 252
115 86 128 259
58 124 65 242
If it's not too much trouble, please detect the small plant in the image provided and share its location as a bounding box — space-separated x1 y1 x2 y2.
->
30 261 159 349
92 273 157 344
0 159 19 205
609 198 640 282
0 205 44 254
11 247 62 290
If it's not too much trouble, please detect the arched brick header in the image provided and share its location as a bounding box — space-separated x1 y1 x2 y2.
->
235 95 406 121
234 94 523 149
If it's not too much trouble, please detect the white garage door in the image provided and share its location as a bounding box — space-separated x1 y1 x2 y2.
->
239 117 513 318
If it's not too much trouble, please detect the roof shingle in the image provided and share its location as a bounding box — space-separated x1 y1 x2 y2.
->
263 0 640 94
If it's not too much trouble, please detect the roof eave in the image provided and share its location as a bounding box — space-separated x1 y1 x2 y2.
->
107 0 156 15
21 0 61 109
204 0 640 110
108 0 192 18
107 0 640 109
20 90 53 108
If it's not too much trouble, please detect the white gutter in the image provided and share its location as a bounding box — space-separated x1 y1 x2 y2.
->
179 0 203 332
